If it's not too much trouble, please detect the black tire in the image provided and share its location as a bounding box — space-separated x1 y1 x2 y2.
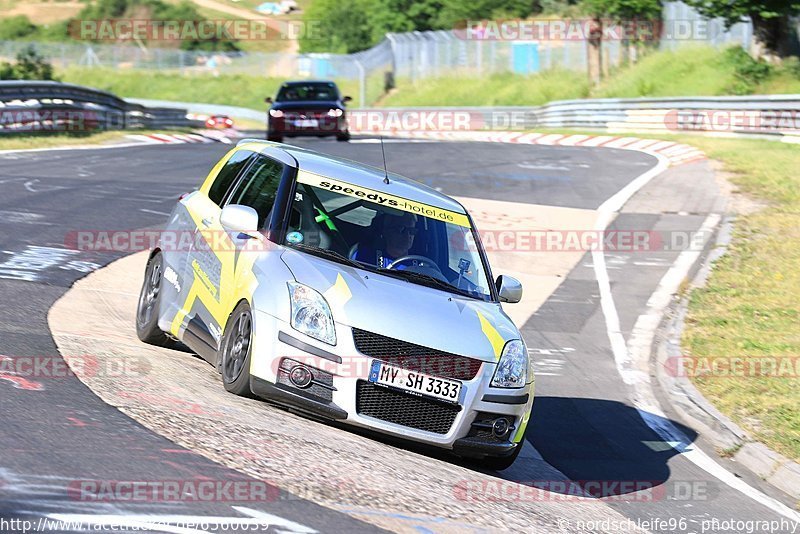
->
136 252 174 347
480 443 522 471
267 135 283 143
219 301 254 397
336 131 351 142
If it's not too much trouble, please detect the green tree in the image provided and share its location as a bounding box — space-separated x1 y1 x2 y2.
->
300 0 374 53
683 0 800 60
71 0 239 52
0 15 39 40
582 0 661 83
437 0 535 29
0 46 58 80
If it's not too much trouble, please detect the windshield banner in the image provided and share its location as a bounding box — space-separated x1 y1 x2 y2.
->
297 171 472 228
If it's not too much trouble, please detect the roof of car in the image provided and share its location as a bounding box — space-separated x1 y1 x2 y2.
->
238 139 467 215
281 80 337 86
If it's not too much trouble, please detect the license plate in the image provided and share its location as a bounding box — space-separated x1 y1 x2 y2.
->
369 361 462 404
294 119 318 128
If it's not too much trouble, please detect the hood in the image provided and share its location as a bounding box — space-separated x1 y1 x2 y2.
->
280 249 520 363
271 101 343 112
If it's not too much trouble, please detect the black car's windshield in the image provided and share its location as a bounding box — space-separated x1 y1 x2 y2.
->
276 82 339 102
284 171 493 301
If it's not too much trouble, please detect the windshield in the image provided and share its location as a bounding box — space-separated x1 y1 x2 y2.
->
276 82 339 102
283 172 494 301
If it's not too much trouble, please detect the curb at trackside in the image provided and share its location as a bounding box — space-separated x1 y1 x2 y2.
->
405 128 799 514
655 216 800 504
361 129 707 166
0 130 238 156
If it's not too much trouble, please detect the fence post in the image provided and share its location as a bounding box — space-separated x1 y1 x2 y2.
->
354 59 366 107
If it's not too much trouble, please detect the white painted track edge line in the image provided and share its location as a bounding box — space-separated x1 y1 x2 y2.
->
592 150 800 522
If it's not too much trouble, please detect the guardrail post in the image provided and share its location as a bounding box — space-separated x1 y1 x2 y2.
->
354 59 366 107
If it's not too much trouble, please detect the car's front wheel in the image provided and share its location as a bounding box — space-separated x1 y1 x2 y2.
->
219 301 255 397
267 134 283 143
136 252 174 347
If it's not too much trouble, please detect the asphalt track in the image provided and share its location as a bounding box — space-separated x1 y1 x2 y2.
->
0 137 796 533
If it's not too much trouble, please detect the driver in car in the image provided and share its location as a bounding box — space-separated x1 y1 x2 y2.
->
353 212 419 269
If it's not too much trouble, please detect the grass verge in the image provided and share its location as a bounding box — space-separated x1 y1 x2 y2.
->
676 137 799 463
60 67 371 109
381 46 800 107
541 131 799 461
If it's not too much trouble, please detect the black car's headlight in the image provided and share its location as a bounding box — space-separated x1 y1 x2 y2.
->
327 108 343 117
491 340 529 388
269 109 284 118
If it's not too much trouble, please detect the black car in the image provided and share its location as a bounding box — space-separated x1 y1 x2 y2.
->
266 80 351 143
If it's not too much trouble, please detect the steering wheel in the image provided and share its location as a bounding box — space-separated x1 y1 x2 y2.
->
386 255 444 275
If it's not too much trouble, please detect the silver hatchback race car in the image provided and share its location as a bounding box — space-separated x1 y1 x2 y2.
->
136 139 534 469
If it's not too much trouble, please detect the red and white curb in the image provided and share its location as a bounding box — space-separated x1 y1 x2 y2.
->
126 129 238 145
369 130 706 166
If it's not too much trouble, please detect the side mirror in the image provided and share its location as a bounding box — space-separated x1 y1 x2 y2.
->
342 95 352 103
264 97 273 104
220 204 259 235
496 275 522 303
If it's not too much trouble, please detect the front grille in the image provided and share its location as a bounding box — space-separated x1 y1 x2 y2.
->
356 380 461 434
284 111 326 119
352 329 483 381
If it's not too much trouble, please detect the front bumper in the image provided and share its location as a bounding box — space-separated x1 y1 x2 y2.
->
249 311 534 457
267 116 347 137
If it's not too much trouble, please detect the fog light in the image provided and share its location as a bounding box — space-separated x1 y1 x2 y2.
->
289 365 313 388
492 417 511 438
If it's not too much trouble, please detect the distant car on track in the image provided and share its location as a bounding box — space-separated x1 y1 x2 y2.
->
266 80 351 143
205 115 234 129
136 139 533 469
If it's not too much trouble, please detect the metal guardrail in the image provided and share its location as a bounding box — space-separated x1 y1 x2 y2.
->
365 95 800 137
0 80 193 134
2 83 797 139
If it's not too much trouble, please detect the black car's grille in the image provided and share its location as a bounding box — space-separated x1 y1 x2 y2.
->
352 329 483 381
356 380 461 434
283 111 327 119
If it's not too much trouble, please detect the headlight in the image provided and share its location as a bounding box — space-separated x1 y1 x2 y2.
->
327 108 343 117
269 109 284 118
287 282 336 345
491 340 528 388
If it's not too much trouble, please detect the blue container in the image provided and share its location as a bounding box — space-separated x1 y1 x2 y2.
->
511 42 540 74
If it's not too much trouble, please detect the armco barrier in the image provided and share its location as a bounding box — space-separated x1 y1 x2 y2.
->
361 95 800 138
3 83 798 139
0 81 194 134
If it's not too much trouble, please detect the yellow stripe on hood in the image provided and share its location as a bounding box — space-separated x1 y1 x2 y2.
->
477 311 505 360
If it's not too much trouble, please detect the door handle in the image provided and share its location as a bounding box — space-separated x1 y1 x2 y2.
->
201 217 213 227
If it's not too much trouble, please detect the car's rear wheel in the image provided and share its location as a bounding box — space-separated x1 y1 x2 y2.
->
336 131 351 142
136 252 174 347
480 443 522 471
220 301 254 397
